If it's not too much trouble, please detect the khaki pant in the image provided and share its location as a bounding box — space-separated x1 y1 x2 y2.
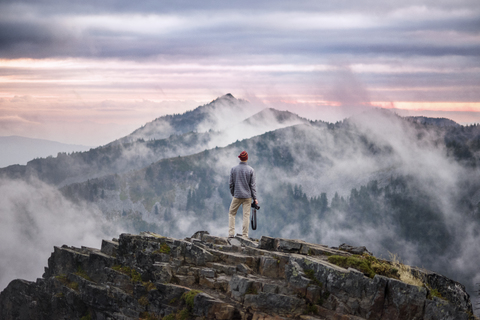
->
228 197 251 237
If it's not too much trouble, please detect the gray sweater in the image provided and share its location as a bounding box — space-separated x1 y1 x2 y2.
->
229 162 257 200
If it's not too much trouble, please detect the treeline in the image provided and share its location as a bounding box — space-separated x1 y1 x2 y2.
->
254 176 464 260
444 124 480 167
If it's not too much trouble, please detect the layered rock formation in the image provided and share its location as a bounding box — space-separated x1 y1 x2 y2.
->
0 231 473 320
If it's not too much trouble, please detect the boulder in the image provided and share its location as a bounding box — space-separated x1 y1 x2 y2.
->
424 297 470 320
381 278 427 320
152 262 172 283
244 292 305 316
193 292 237 319
338 243 373 256
229 274 253 301
100 239 119 256
274 238 303 253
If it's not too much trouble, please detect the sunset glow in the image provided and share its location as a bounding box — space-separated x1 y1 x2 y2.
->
0 1 478 145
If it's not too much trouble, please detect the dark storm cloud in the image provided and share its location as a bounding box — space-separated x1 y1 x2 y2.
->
0 21 62 57
0 0 478 60
4 0 478 15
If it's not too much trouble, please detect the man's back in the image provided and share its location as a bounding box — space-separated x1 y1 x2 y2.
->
230 162 256 200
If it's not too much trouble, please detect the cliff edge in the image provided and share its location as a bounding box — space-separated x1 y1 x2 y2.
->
0 231 473 320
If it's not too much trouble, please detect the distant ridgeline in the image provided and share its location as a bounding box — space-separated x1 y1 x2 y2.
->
0 231 474 319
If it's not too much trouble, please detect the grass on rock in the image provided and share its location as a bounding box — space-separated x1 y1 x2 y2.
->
328 254 401 280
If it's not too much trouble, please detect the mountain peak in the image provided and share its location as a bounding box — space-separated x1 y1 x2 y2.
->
113 93 248 144
209 93 241 106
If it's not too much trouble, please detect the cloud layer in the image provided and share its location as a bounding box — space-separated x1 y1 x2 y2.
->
0 0 479 146
1 1 479 61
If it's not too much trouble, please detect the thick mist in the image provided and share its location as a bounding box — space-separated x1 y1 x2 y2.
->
0 178 117 292
269 111 480 304
83 108 480 308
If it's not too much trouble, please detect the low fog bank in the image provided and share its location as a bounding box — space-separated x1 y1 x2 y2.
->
0 178 119 292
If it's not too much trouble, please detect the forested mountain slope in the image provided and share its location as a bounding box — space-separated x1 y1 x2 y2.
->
0 96 308 187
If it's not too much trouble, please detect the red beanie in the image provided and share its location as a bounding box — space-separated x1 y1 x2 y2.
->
238 151 248 161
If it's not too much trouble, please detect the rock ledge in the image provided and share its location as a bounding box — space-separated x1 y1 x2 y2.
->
0 231 473 320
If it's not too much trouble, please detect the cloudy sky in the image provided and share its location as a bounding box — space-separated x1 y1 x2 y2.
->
0 0 479 145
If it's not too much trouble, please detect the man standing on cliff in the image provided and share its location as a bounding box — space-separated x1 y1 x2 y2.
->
228 150 259 238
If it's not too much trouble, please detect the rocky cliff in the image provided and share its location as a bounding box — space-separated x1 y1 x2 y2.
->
0 231 474 320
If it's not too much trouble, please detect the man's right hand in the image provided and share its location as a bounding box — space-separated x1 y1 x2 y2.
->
254 199 259 205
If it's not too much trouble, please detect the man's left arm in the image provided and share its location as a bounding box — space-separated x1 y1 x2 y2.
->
250 169 258 204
